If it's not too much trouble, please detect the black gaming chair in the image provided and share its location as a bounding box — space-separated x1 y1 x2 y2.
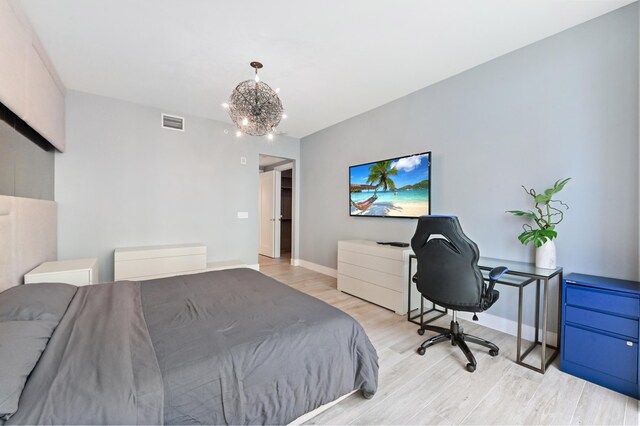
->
411 216 508 372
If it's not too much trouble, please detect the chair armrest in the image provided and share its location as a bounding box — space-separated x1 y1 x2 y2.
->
485 266 509 305
412 273 418 283
489 266 508 281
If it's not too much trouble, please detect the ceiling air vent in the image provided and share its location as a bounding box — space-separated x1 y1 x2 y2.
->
161 113 185 131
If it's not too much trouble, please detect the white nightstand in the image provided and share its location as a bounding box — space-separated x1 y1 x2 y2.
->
24 258 99 286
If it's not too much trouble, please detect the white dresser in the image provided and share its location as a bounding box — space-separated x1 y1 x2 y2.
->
114 243 246 281
337 240 419 315
114 243 208 281
25 258 98 286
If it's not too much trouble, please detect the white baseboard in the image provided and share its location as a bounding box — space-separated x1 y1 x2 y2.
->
295 259 337 278
247 263 260 271
455 310 558 345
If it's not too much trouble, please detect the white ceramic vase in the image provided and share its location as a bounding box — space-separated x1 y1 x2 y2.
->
535 240 557 269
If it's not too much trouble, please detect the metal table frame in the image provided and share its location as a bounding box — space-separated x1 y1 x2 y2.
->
407 281 448 326
407 255 563 374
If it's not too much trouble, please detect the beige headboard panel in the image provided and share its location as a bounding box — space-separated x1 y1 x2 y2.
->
0 195 57 292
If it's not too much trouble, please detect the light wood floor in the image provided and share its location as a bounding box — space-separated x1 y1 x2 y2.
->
258 255 639 426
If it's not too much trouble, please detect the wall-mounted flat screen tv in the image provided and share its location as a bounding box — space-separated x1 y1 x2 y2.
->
349 151 431 218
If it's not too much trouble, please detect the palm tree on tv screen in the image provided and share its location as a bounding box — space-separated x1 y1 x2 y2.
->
367 160 398 194
351 160 398 212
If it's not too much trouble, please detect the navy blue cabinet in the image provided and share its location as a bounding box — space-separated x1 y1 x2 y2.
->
561 273 639 399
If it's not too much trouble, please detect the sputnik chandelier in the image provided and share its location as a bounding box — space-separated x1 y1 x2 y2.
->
223 61 286 139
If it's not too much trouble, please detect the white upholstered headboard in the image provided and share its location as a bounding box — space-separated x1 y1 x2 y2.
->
0 195 57 292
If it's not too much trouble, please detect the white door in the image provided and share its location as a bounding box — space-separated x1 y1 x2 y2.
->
259 170 281 258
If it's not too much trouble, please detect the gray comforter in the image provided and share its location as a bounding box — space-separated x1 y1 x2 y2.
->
7 268 378 425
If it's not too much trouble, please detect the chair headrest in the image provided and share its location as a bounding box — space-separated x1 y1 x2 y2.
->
412 215 475 255
415 215 461 235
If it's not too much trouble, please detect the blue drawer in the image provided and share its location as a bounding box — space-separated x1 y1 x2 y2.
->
564 324 638 383
566 305 638 340
566 285 639 318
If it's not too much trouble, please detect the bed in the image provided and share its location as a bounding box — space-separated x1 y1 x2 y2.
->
0 268 378 425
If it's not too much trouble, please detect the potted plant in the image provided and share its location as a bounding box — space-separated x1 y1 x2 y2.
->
507 178 571 269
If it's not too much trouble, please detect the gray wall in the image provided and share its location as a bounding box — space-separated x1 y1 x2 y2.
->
57 91 300 283
300 4 639 326
0 119 54 200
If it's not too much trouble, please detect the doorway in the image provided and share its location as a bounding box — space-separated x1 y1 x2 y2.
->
279 169 292 259
259 155 294 260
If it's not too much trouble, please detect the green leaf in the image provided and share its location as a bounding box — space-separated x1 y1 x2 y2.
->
539 229 557 239
518 228 558 247
506 210 538 220
534 194 550 204
518 231 536 245
551 177 571 194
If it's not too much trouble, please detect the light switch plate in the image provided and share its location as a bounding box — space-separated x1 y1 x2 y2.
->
240 157 247 165
237 211 249 219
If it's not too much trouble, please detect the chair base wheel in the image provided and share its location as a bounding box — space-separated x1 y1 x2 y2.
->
417 328 425 336
416 319 498 373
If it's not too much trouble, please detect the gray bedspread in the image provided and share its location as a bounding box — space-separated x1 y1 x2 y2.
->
8 281 164 425
7 268 378 425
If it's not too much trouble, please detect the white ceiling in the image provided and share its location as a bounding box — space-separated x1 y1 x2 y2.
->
20 0 635 138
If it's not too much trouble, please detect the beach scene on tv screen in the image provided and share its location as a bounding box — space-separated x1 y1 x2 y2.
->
350 153 430 217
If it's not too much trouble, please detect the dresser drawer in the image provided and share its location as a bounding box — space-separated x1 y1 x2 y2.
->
564 325 638 382
337 274 402 313
337 261 403 292
565 305 638 339
566 285 639 318
115 255 206 281
338 249 404 277
114 244 207 281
